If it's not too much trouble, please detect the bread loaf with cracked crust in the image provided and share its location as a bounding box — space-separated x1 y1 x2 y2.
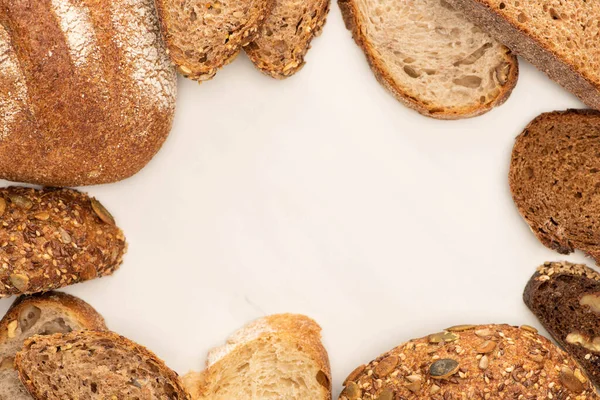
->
524 261 600 392
0 292 106 400
0 187 126 298
0 0 176 186
183 314 331 400
443 0 600 110
15 330 190 399
338 0 518 119
509 110 600 263
340 324 597 399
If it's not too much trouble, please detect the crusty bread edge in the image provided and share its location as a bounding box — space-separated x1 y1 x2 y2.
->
15 330 190 399
244 0 331 79
444 0 600 110
337 0 519 120
183 314 332 400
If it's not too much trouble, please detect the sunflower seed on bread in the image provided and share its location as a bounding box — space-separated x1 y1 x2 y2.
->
183 314 331 400
15 331 189 399
338 0 518 119
340 324 597 399
0 292 106 400
0 187 126 298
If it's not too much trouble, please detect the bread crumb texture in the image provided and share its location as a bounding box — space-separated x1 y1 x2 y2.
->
340 324 598 399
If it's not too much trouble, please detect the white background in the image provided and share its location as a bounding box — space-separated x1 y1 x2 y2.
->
0 7 593 398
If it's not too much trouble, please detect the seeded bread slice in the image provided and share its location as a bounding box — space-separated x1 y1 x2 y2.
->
509 110 600 263
155 0 272 81
338 0 518 119
183 314 331 399
0 292 106 400
15 330 190 399
340 324 597 399
244 0 330 78
444 0 600 110
524 261 600 391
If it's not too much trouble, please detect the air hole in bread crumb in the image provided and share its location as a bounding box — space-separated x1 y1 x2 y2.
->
499 2 506 9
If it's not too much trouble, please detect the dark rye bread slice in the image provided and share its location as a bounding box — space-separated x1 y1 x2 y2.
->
444 0 600 110
524 261 600 390
244 0 330 79
340 324 597 399
155 0 273 81
15 331 190 400
0 187 127 297
0 292 106 400
509 110 600 263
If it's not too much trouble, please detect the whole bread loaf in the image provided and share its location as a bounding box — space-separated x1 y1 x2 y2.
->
340 324 597 399
444 0 600 109
0 292 106 400
0 187 127 298
0 0 177 186
524 261 600 392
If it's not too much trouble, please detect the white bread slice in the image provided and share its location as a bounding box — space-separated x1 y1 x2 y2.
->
183 314 331 399
0 292 106 400
338 0 519 119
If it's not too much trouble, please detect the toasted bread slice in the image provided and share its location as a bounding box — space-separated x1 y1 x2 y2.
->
0 292 106 400
155 0 272 81
244 0 330 78
524 261 600 390
183 314 331 399
338 0 518 119
15 330 189 399
509 110 600 263
445 0 600 110
340 324 597 399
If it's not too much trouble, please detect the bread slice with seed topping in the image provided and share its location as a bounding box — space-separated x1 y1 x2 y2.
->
183 314 331 399
244 0 330 78
155 0 272 81
15 330 190 399
509 110 600 263
524 261 600 391
0 292 106 400
338 0 518 119
340 324 597 399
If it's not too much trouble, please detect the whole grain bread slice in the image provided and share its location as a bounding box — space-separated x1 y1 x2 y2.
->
444 0 600 110
0 292 106 400
338 0 518 119
524 261 600 391
155 0 272 81
183 314 331 399
509 110 600 263
244 0 330 78
15 330 190 400
340 324 597 399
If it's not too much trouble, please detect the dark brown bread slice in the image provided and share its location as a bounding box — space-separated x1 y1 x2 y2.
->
15 330 190 400
0 187 127 298
155 0 272 81
509 110 600 263
340 324 597 399
524 261 600 391
244 0 330 79
0 292 106 400
444 0 600 110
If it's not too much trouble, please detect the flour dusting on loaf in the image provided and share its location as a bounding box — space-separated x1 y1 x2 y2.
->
112 0 176 111
206 318 273 366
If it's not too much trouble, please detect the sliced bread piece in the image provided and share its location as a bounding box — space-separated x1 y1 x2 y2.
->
509 110 600 263
524 261 600 391
0 292 106 400
155 0 272 81
444 0 600 110
340 324 597 399
338 0 518 119
244 0 330 78
15 330 189 399
183 314 331 399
